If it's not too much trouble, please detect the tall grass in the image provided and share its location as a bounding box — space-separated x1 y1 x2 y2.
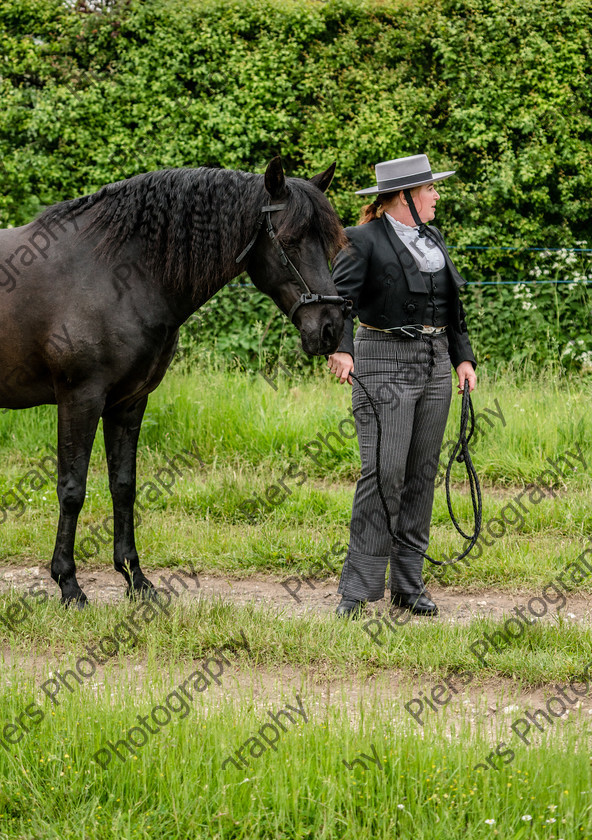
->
0 662 590 839
0 363 590 838
0 360 590 483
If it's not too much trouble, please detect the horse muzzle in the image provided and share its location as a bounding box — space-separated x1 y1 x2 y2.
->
295 298 350 356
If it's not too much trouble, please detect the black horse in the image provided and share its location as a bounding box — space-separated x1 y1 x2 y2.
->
0 158 347 605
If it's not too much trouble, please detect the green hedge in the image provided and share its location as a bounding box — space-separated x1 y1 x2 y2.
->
1 0 591 369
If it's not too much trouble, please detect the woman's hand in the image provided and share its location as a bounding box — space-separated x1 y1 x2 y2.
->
456 361 477 394
328 352 354 385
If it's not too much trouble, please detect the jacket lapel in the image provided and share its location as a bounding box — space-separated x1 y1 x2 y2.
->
380 215 428 293
426 226 467 289
380 215 467 291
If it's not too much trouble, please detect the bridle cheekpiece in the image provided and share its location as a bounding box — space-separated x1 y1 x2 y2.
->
235 202 352 324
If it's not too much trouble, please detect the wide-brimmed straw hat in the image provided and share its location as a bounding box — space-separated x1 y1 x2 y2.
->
355 154 455 196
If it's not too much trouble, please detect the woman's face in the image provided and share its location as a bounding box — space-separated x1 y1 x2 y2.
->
381 182 441 225
412 183 440 222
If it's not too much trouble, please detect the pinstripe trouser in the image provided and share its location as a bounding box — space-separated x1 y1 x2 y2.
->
337 327 452 602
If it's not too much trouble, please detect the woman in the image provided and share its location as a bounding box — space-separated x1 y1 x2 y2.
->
328 154 477 618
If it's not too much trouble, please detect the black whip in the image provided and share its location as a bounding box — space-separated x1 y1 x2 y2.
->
349 373 482 567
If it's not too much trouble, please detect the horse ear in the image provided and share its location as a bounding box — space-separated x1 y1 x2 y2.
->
309 162 336 193
264 156 286 199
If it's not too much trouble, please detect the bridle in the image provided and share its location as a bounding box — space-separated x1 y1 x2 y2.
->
235 202 353 323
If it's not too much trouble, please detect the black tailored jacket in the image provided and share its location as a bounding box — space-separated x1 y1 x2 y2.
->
332 215 477 370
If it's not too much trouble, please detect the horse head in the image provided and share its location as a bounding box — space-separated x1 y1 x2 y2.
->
244 157 349 356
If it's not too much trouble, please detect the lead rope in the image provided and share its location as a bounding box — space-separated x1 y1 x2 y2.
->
348 374 482 566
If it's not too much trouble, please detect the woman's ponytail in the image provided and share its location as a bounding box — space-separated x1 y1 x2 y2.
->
358 197 382 225
358 191 400 225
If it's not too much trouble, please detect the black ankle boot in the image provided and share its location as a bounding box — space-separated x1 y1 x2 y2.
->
336 598 366 619
391 591 438 616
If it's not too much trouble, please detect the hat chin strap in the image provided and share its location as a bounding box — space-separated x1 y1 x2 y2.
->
403 188 426 236
403 189 442 249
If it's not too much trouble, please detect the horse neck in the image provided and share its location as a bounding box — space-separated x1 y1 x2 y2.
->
188 170 267 300
119 169 268 324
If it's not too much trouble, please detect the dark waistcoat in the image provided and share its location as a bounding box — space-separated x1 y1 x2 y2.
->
421 266 452 328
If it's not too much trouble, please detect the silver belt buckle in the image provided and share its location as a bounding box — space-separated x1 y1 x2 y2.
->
400 326 418 338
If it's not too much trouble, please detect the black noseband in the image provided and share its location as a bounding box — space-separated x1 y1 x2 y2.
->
236 203 352 324
286 293 351 322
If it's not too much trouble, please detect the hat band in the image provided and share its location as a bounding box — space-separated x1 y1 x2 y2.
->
376 169 433 191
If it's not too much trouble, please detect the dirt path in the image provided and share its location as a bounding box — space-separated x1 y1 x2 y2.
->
2 563 592 733
2 642 591 735
1 562 591 624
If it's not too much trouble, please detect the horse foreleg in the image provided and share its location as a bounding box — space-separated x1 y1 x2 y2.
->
52 392 104 606
102 397 155 598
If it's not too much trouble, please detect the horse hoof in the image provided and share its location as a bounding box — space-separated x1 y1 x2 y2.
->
125 578 156 601
61 592 88 609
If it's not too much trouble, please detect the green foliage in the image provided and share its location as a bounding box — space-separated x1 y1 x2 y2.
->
1 0 591 369
455 245 592 368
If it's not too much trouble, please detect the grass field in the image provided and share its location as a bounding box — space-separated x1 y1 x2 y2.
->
0 360 591 838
